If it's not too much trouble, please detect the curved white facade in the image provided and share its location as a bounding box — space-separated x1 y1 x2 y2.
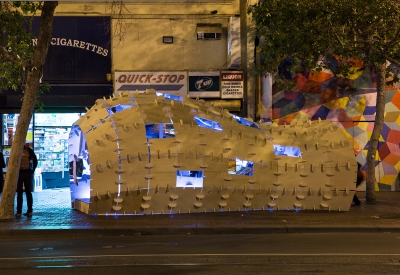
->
69 90 357 215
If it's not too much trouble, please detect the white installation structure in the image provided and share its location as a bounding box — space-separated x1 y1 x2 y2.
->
68 90 357 215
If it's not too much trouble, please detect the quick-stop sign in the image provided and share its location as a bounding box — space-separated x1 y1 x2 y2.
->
221 71 244 99
114 71 188 97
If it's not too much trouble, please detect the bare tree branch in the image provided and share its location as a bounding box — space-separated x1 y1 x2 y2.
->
104 1 133 48
327 19 345 48
0 47 28 67
370 45 400 67
384 24 400 51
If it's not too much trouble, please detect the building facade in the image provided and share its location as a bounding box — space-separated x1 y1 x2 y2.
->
2 0 398 191
1 0 258 189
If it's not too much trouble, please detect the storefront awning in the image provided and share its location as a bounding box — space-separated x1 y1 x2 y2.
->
0 84 113 112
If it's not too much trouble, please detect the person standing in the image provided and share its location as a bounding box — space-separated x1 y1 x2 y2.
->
16 145 38 218
0 146 5 194
352 162 363 206
80 150 90 184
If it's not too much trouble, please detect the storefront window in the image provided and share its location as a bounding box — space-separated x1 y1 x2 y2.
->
2 113 82 189
34 114 82 173
3 114 33 146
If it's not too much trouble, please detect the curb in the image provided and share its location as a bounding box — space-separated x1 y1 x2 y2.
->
2 225 400 239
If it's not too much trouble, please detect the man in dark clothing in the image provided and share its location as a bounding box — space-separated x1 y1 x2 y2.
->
352 162 363 206
0 146 5 193
16 145 38 218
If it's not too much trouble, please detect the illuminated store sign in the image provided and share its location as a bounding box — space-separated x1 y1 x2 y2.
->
221 71 244 99
32 38 109 56
114 71 188 97
189 71 220 98
32 16 111 83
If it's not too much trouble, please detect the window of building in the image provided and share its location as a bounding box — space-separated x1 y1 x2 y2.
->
145 123 175 139
228 158 254 176
106 103 135 115
176 170 204 188
231 114 261 130
156 92 183 102
273 145 302 158
194 116 223 131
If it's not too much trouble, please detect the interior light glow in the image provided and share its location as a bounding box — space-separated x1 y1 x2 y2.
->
194 116 223 131
228 158 254 176
273 145 302 158
156 92 183 102
231 114 261 130
176 170 204 188
106 103 135 115
145 123 175 139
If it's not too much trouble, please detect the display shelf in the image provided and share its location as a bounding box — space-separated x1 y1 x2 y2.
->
33 127 70 173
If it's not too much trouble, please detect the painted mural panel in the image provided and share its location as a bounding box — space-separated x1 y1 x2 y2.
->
267 63 400 190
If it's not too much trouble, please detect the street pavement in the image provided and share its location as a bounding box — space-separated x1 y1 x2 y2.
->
0 188 399 239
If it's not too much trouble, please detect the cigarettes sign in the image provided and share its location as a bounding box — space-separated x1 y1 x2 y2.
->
221 71 244 99
114 71 188 97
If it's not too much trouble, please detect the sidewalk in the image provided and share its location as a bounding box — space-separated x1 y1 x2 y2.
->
0 188 399 239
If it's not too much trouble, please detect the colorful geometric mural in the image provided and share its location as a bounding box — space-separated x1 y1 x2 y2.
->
269 65 400 191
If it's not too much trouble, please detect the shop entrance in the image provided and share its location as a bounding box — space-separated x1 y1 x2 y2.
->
2 113 82 190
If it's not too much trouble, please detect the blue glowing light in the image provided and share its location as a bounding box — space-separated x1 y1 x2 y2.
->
156 92 183 101
231 114 261 130
145 123 175 139
194 116 223 131
228 158 254 176
107 103 135 115
273 145 302 158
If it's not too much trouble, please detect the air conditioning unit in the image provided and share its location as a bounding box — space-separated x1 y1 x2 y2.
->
197 23 222 40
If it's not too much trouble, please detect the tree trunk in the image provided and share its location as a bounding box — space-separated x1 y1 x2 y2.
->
0 70 41 219
365 62 386 205
0 1 57 219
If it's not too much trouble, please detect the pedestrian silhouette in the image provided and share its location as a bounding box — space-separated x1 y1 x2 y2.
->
16 145 38 218
0 146 5 193
352 162 363 206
